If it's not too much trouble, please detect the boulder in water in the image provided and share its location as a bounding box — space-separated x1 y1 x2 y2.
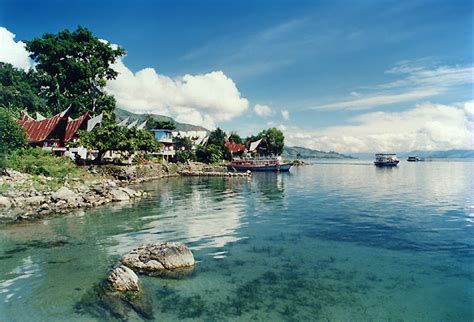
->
107 265 140 293
121 242 195 275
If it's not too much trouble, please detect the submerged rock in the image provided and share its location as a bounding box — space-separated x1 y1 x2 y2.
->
121 242 195 275
108 265 140 293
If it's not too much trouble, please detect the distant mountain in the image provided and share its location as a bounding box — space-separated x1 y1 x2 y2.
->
399 149 474 159
282 146 355 159
115 108 209 132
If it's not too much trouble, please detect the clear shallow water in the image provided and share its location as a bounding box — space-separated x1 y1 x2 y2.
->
0 160 473 321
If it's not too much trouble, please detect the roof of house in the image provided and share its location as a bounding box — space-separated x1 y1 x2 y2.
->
225 139 246 154
18 110 93 144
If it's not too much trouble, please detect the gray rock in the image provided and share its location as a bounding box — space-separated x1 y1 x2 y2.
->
107 265 140 293
109 189 130 202
121 242 195 275
25 196 45 207
0 196 11 209
52 187 76 202
119 187 139 198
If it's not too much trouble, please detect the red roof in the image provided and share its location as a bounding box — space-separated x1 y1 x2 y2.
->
18 111 90 144
19 112 64 143
64 113 90 142
225 139 246 154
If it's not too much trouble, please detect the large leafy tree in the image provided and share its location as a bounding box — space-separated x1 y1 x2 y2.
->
207 127 232 160
75 122 160 163
196 144 223 164
0 63 46 116
25 26 125 118
144 115 176 130
247 127 285 155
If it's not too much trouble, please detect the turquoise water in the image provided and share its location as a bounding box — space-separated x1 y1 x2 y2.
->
0 160 473 321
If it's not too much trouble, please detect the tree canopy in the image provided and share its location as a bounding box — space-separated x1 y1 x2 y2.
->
0 109 27 155
24 26 125 118
144 115 176 130
74 122 160 163
0 63 46 116
247 127 285 155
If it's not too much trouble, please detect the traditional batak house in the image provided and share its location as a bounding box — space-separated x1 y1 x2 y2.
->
224 138 246 157
18 108 103 160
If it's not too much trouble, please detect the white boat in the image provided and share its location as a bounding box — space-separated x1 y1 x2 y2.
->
374 153 399 167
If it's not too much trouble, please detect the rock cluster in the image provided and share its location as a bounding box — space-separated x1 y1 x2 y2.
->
0 169 146 222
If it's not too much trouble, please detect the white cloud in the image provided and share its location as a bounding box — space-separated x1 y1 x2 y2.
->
281 109 290 120
0 27 33 70
284 102 473 153
316 88 440 110
254 104 273 116
106 58 249 129
311 60 473 111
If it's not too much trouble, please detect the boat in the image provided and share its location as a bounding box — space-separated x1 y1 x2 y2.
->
407 156 423 162
374 153 399 167
227 156 293 172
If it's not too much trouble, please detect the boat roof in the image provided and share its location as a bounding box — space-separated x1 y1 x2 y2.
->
375 153 397 156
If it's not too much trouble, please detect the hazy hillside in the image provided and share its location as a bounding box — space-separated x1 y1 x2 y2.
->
399 149 474 159
283 146 355 159
115 108 209 132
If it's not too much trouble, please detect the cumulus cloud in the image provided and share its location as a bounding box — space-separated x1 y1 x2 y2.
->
106 58 249 129
281 109 290 120
0 26 33 70
254 104 273 116
284 102 473 153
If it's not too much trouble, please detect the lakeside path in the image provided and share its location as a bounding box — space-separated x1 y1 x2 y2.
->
0 162 235 223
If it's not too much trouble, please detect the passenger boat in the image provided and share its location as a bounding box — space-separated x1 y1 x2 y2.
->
374 153 399 167
407 156 423 162
227 156 293 172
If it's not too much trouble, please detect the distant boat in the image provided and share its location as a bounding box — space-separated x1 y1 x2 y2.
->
407 156 423 162
227 156 292 172
374 153 399 167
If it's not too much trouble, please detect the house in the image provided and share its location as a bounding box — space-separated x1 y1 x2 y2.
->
151 129 175 161
224 139 246 157
18 109 103 159
172 130 209 149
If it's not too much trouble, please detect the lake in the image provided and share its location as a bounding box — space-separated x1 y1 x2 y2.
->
0 160 473 321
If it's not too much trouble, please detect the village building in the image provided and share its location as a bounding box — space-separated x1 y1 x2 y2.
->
151 129 175 161
18 109 103 160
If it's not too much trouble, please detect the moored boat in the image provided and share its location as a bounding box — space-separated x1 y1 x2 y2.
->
407 156 423 162
227 156 292 172
374 153 399 167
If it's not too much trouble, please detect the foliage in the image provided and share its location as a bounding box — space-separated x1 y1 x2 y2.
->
228 132 243 144
0 109 27 155
195 144 223 164
144 115 176 130
174 136 196 162
207 127 232 160
4 148 86 178
24 26 125 118
0 63 46 116
75 121 161 163
248 127 285 155
176 150 196 163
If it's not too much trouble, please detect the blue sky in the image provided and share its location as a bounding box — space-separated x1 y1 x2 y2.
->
0 0 473 152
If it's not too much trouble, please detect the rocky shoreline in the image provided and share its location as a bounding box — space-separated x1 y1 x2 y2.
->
0 162 241 223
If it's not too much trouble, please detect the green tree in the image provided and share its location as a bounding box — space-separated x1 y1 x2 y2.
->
195 144 222 164
228 132 242 144
144 115 176 130
74 122 160 164
0 63 46 116
25 26 125 118
0 109 27 155
248 127 285 155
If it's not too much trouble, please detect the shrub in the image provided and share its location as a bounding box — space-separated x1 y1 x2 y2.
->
5 148 87 178
0 109 27 155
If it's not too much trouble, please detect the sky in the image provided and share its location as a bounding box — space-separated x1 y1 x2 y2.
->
0 0 473 153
